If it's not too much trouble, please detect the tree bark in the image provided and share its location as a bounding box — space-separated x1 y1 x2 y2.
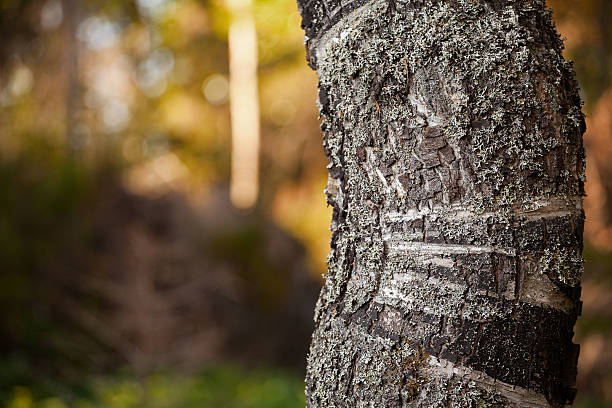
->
296 0 585 407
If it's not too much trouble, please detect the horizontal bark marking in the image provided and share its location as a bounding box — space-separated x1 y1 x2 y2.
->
387 241 516 256
383 254 509 299
384 197 582 223
377 248 577 314
425 356 550 407
343 301 579 406
382 208 584 252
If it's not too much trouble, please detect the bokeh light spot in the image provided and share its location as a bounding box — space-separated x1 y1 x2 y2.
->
77 17 120 50
9 66 34 97
202 74 229 105
102 100 130 133
40 0 63 31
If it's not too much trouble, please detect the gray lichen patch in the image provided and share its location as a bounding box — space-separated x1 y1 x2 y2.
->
306 321 425 407
408 377 511 408
539 247 584 288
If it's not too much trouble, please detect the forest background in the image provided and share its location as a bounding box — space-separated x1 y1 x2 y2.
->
0 0 611 406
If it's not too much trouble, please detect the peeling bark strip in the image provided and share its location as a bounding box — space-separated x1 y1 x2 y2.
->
296 0 585 407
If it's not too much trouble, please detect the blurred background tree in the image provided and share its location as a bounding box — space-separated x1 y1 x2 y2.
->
0 0 610 406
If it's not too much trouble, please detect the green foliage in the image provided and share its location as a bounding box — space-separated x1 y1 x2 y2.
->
3 366 305 408
0 142 119 387
0 144 93 273
574 401 612 408
210 222 288 310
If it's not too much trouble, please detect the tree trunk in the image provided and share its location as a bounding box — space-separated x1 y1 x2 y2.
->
296 0 585 407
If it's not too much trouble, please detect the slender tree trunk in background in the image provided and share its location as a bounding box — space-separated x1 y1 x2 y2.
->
297 0 585 406
228 0 261 209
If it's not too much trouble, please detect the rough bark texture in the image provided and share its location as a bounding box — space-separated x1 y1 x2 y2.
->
296 0 585 406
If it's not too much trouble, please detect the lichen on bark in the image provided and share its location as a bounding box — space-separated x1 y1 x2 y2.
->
297 0 585 406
